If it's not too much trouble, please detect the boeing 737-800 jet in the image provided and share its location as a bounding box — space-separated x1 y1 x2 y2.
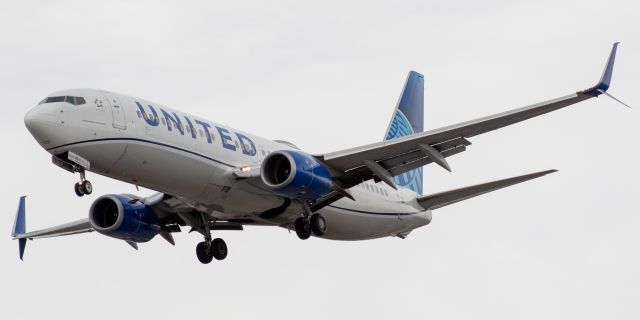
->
12 43 627 264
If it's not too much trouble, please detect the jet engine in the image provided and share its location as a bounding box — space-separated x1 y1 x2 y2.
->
260 150 333 200
89 194 160 242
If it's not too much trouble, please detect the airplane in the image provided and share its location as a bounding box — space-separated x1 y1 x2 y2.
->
12 43 628 264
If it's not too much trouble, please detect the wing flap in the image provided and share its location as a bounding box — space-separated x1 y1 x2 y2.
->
417 169 557 210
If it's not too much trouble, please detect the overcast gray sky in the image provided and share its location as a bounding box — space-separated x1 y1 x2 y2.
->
1 1 639 319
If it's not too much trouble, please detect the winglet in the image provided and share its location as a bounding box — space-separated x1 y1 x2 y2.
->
596 42 619 92
11 196 27 260
583 42 619 95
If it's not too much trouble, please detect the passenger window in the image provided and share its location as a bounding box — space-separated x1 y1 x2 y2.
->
75 97 86 105
210 133 216 141
186 126 191 134
161 118 166 126
199 129 203 137
261 149 266 156
136 111 142 119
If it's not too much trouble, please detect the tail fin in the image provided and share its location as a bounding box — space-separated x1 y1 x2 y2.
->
384 71 425 194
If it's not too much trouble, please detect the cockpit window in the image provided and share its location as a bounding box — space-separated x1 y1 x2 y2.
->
39 96 86 106
44 96 65 103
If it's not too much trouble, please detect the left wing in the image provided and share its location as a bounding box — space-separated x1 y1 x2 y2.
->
11 196 93 260
318 43 624 193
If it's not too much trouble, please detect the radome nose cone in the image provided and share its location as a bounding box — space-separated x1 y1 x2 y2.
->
24 108 39 131
24 107 58 145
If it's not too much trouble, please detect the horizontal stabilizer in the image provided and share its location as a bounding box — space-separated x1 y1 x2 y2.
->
417 169 557 210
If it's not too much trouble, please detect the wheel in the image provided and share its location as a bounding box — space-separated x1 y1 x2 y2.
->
211 238 228 260
310 214 327 236
294 217 311 240
81 180 93 195
196 242 213 264
74 182 85 197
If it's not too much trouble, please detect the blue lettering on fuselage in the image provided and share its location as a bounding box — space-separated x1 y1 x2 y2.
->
136 102 159 127
216 126 236 151
160 109 184 135
195 120 213 143
134 101 257 157
184 116 196 139
236 132 256 156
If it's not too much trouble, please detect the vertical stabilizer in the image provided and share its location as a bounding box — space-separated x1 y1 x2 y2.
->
384 71 425 194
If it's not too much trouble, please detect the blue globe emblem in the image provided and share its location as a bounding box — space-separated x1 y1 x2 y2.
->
386 111 423 194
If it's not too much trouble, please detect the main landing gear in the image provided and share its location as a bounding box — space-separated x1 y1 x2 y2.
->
196 238 228 264
195 212 228 264
294 202 327 240
73 170 93 197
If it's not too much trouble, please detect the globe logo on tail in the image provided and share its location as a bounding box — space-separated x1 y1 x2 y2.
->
385 110 423 194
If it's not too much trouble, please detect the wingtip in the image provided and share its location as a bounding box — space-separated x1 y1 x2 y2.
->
536 169 558 177
581 42 620 96
12 196 26 237
18 238 26 261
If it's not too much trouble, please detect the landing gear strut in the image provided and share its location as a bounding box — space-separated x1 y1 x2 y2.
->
294 202 327 240
195 212 228 264
73 170 92 197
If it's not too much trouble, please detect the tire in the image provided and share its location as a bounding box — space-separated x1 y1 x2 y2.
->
81 180 93 195
294 217 311 240
196 242 213 264
310 214 327 236
211 238 228 260
74 182 85 197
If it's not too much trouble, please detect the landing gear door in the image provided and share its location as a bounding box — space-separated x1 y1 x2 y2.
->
102 92 127 130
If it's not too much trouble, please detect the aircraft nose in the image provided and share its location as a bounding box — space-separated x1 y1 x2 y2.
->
24 107 41 130
24 106 60 146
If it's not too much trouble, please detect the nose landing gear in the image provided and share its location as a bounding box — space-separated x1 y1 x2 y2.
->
73 170 93 197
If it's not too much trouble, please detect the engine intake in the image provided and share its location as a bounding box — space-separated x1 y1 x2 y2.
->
261 150 333 200
89 194 160 242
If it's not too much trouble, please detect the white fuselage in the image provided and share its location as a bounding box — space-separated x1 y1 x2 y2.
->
24 89 431 240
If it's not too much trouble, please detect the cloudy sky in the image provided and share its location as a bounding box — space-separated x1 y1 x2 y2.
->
1 1 639 319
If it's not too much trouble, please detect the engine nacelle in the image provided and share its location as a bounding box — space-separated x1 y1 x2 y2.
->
89 194 160 243
260 150 333 200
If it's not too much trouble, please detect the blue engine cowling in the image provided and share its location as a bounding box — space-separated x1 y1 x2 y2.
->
260 150 333 200
89 194 160 243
